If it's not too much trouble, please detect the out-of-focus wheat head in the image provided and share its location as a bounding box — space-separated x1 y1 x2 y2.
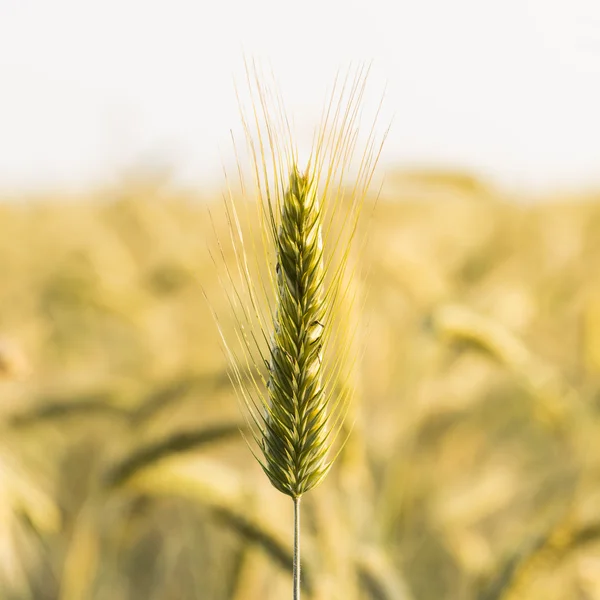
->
211 62 385 500
0 337 29 380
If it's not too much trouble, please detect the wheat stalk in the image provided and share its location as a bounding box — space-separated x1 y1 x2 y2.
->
210 60 386 599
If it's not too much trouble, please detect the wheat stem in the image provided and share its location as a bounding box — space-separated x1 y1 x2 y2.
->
293 496 301 600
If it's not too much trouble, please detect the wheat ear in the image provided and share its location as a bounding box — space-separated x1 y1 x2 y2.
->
212 61 386 600
262 167 329 498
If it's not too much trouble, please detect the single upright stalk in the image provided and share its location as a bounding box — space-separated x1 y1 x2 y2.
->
293 496 301 600
219 65 385 600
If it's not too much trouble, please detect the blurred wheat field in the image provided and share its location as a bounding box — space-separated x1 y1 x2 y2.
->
2 170 600 600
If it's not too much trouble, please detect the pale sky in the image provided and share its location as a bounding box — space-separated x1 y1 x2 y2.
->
1 0 600 193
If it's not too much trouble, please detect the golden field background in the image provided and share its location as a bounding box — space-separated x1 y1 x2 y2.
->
1 170 600 600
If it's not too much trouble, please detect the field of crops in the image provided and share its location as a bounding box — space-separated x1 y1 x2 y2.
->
1 170 600 600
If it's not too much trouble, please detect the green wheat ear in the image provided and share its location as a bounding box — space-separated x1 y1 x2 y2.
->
262 167 329 498
211 60 386 599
